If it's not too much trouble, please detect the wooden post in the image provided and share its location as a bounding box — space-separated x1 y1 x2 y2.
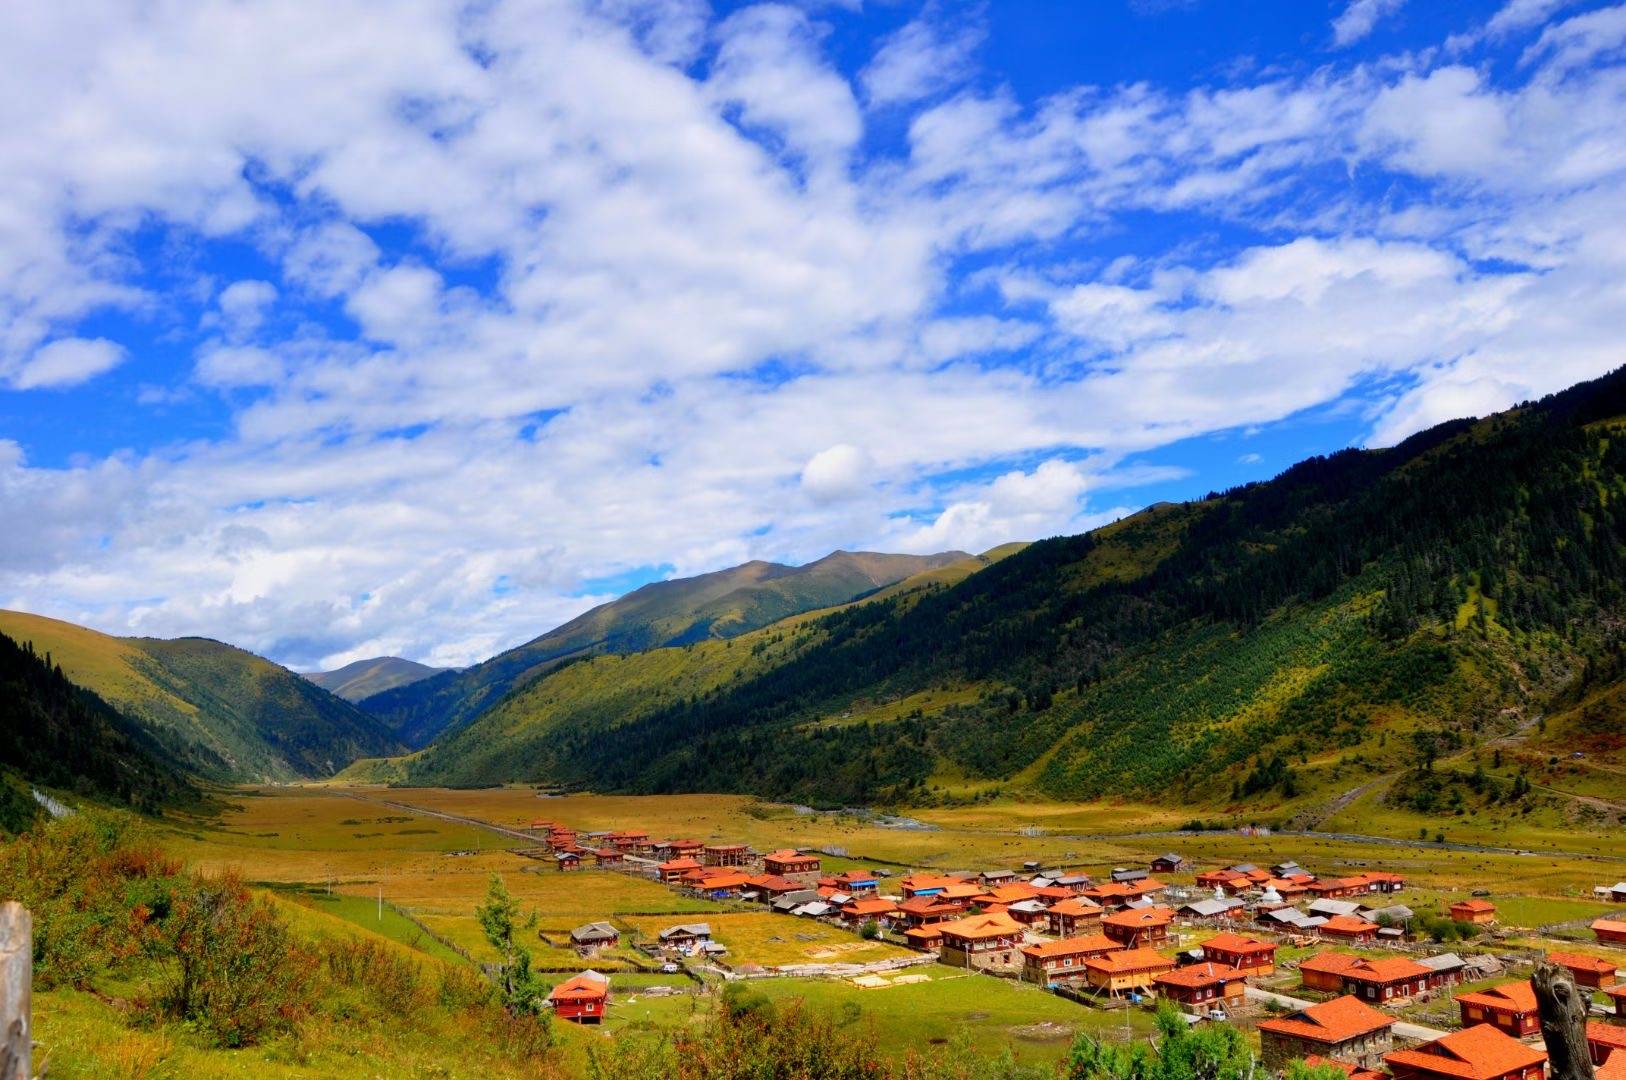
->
1 901 30 1080
1533 958 1595 1080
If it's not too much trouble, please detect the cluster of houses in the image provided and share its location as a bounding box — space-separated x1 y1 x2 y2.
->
526 820 1626 1080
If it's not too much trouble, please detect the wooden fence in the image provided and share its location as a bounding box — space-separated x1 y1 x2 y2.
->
1 901 30 1080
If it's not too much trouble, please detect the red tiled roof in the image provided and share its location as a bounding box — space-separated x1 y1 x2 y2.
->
1023 934 1122 960
1049 897 1103 917
1457 981 1537 1014
1202 932 1276 955
1102 906 1174 929
1258 995 1395 1044
1085 947 1176 975
1305 1056 1385 1080
658 857 701 872
903 925 943 941
548 973 608 1003
1596 919 1626 934
1153 962 1246 989
1451 900 1496 914
1550 951 1619 975
1384 1024 1546 1080
843 898 896 916
762 849 809 861
1321 915 1380 934
1588 1022 1626 1055
936 912 1024 942
1300 952 1364 976
1342 956 1432 983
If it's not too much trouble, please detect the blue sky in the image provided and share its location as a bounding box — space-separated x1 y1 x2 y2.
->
1 0 1622 669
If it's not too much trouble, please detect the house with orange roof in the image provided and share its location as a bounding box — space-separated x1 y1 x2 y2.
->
1385 1024 1546 1080
893 895 965 929
1196 868 1252 892
548 971 609 1024
1361 871 1406 893
976 882 1041 906
1305 1056 1386 1080
1589 1022 1626 1070
899 873 962 898
1457 981 1540 1037
1300 952 1363 993
1083 947 1176 995
742 874 804 899
1200 932 1277 977
762 849 820 880
1340 956 1433 1003
1310 876 1375 899
608 829 649 852
1606 983 1626 1014
841 897 897 926
1258 995 1396 1071
825 870 881 896
936 912 1026 971
1022 934 1124 986
1319 914 1381 942
661 839 703 858
1102 906 1174 947
1153 962 1247 1012
903 924 945 952
655 856 701 882
1082 882 1139 910
1550 950 1619 988
591 847 625 867
1450 899 1497 925
1594 918 1626 945
1047 896 1104 937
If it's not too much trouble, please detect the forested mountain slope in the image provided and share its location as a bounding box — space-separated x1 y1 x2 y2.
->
360 549 966 748
405 368 1626 814
305 656 450 701
0 611 403 782
0 630 196 831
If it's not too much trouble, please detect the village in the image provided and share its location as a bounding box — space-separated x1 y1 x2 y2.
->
529 817 1626 1080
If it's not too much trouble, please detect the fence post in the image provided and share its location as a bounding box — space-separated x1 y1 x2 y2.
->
1 901 30 1080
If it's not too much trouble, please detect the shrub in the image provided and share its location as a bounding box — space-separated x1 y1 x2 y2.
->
145 871 318 1047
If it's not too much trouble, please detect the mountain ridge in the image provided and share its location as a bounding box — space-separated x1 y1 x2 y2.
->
357 548 969 748
305 656 451 702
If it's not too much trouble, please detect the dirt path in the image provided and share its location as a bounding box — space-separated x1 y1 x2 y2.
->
337 790 660 865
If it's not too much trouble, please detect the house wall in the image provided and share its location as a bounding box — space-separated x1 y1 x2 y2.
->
1260 1029 1393 1072
1459 1003 1539 1037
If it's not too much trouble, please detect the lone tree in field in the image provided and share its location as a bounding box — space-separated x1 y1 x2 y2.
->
476 874 546 1018
1533 959 1594 1080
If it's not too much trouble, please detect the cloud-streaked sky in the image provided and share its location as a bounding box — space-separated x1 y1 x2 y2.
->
3 0 1623 670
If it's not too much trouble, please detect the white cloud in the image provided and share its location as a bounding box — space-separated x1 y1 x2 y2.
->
801 444 871 502
861 14 982 107
11 338 127 389
1333 0 1406 47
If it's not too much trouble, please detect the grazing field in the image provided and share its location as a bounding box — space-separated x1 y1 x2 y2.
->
617 911 914 967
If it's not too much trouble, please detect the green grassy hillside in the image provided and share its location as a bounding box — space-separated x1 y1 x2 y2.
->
360 549 967 748
403 368 1626 820
0 611 403 782
304 656 449 701
0 630 196 831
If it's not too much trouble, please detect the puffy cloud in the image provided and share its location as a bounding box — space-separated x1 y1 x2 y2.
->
1332 0 1406 47
861 14 982 107
10 338 126 389
801 444 872 502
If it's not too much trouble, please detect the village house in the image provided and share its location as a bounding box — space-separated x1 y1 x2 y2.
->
1264 877 1313 899
1589 1023 1626 1070
1006 899 1052 926
1608 882 1626 903
608 829 649 853
1450 899 1497 925
903 925 945 951
1112 867 1150 884
1457 981 1540 1037
569 922 620 955
661 839 703 859
1339 956 1433 1003
687 869 752 899
936 912 1027 971
1594 918 1626 945
548 971 608 1024
1385 1025 1546 1080
1053 874 1092 894
841 897 897 927
1083 947 1176 996
1319 914 1382 942
900 873 964 899
1549 950 1619 988
762 849 821 880
657 923 712 953
1310 876 1375 899
1047 897 1105 937
770 890 822 914
742 874 804 901
1196 868 1253 892
703 843 750 867
1199 931 1277 976
980 869 1017 887
547 827 577 848
1300 952 1362 993
657 856 701 883
1360 871 1406 894
1180 898 1246 921
1021 934 1123 986
1607 984 1626 1015
555 850 583 872
824 870 881 896
977 881 1042 906
893 895 965 929
527 818 556 833
1153 962 1247 1014
591 847 624 867
1151 853 1185 873
1419 953 1469 989
1310 899 1365 920
1102 906 1174 947
1258 995 1396 1072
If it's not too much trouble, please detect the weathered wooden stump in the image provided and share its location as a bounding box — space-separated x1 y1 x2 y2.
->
1533 958 1594 1080
0 901 30 1080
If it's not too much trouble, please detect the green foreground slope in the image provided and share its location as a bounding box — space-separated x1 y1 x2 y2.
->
360 549 967 749
404 368 1626 815
0 610 403 782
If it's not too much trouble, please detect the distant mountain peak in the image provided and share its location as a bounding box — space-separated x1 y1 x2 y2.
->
304 656 450 702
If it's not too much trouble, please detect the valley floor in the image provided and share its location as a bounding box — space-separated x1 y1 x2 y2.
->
30 783 1626 1077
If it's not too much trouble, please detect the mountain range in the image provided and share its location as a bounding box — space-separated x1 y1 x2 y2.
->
6 368 1626 828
